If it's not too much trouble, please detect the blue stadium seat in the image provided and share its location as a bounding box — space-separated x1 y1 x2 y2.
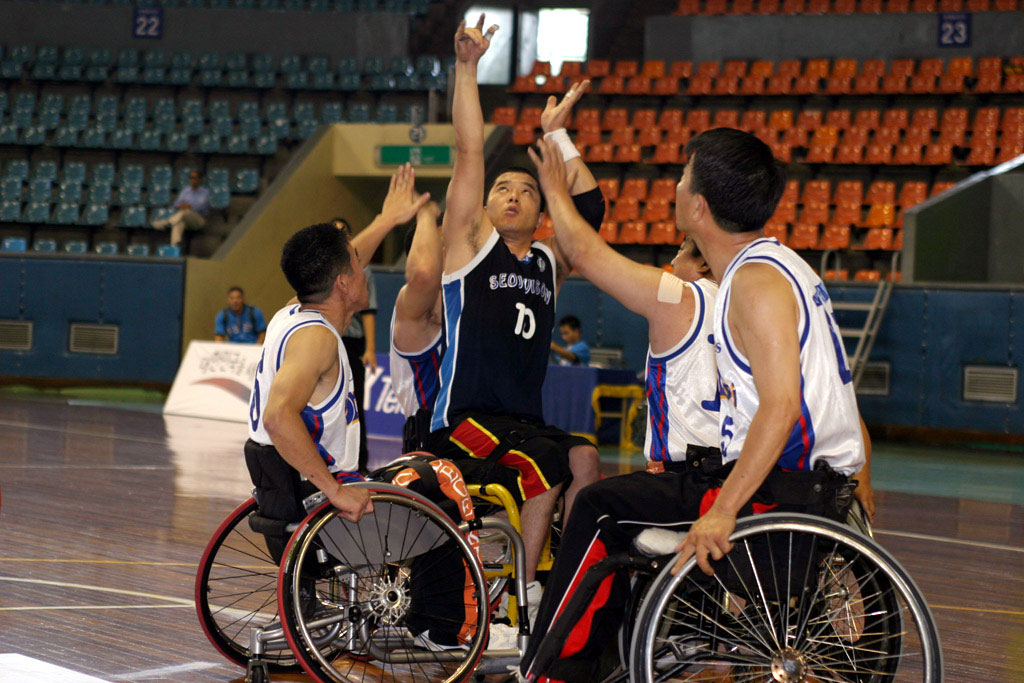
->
255 134 278 155
265 101 288 122
363 57 386 75
58 64 83 81
198 52 221 70
118 185 142 206
20 126 46 146
36 46 59 65
147 185 171 207
268 118 290 139
0 92 7 115
157 244 181 258
209 187 230 210
253 71 276 88
2 237 27 253
389 57 414 75
285 72 309 89
294 102 316 122
308 0 331 9
0 125 18 145
295 119 318 139
31 63 57 80
209 100 230 120
58 182 83 203
110 129 135 149
119 206 148 228
138 130 161 150
84 65 109 82
227 134 251 154
308 56 329 74
252 53 275 73
211 117 234 137
149 165 173 189
150 207 173 223
0 201 20 222
167 67 192 86
165 131 189 153
368 74 397 90
86 47 112 67
28 179 52 203
94 241 119 255
144 50 168 68
63 239 88 254
4 160 30 181
114 66 139 83
321 102 344 123
127 243 150 257
1 62 24 79
175 167 197 190
206 168 230 191
120 165 145 188
180 98 203 119
238 100 260 121
1 178 21 201
117 48 139 67
125 97 146 118
336 57 360 74
38 109 61 130
63 47 85 67
54 202 81 224
312 73 335 90
90 163 115 186
225 52 247 71
423 72 446 90
82 204 109 226
374 103 399 124
232 169 260 194
11 91 34 111
238 118 261 139
96 95 119 118
87 184 113 205
395 74 421 90
198 69 224 87
23 202 51 224
337 72 361 90
33 237 57 253
9 45 34 65
141 66 167 85
227 70 251 88
415 55 440 76
69 93 91 115
62 162 87 185
279 55 301 75
170 51 194 69
347 102 371 122
79 127 106 148
197 133 223 154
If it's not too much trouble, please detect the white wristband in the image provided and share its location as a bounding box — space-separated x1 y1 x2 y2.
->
544 128 581 163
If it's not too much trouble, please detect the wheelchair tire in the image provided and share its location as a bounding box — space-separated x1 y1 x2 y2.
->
195 497 300 671
629 513 942 683
277 484 489 683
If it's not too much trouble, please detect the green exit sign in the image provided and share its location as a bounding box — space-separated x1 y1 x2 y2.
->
376 145 452 167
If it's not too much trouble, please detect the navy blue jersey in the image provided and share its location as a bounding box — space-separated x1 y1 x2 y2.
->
432 229 557 430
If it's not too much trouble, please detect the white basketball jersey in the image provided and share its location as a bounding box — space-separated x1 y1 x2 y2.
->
389 307 444 419
644 277 720 462
248 304 360 474
713 239 864 475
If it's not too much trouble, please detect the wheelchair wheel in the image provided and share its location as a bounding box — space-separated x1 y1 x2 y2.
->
277 484 489 683
195 497 299 671
470 494 514 609
630 513 942 683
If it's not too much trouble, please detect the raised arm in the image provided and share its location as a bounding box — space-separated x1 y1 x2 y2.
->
530 138 691 349
443 15 498 273
540 80 597 196
262 327 373 521
396 201 443 323
673 264 802 575
350 163 430 267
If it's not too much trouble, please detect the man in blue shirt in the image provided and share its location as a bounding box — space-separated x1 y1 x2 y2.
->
550 314 591 365
214 286 267 344
152 170 211 249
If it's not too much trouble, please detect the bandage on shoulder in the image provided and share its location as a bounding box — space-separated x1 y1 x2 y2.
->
657 271 685 304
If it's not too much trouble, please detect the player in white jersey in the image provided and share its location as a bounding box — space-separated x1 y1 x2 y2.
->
244 164 429 552
389 200 445 451
669 127 870 577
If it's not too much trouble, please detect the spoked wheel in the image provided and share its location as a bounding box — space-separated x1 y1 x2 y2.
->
630 513 942 683
471 495 514 610
278 484 489 683
195 497 299 671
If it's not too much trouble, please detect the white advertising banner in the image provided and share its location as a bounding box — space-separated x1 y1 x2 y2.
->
163 340 261 423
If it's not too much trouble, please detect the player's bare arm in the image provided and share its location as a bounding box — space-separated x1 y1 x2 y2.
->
350 162 430 267
853 415 875 521
394 201 444 350
673 264 801 575
443 15 498 273
263 326 373 521
530 137 694 351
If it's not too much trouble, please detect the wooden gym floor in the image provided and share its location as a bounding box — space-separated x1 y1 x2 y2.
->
0 397 1021 681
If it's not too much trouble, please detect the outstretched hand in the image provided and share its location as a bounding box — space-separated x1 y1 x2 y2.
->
380 163 431 227
541 79 590 133
671 508 736 576
455 14 498 65
527 137 570 197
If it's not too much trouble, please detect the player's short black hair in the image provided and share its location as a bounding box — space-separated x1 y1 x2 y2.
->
684 128 786 234
559 315 581 330
281 223 353 303
227 286 243 295
330 216 351 232
487 166 546 212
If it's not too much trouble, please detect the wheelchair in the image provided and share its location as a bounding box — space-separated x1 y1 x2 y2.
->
530 500 942 683
196 479 535 682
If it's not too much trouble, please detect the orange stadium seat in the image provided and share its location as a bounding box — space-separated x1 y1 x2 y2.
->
576 125 602 146
621 178 650 200
763 221 788 245
860 0 884 10
834 0 857 10
730 0 756 12
881 108 909 130
688 74 714 95
741 110 768 133
676 0 700 13
712 110 741 129
558 61 583 78
923 143 953 165
766 73 794 95
863 203 896 227
611 197 640 222
617 221 647 244
530 61 551 77
533 214 554 240
904 127 931 146
865 180 896 205
603 108 629 130
712 74 741 95
573 108 600 130
642 61 666 79
669 61 693 79
860 228 894 250
873 126 901 146
768 110 794 131
888 0 910 9
597 76 625 94
853 109 881 130
833 200 862 225
642 199 672 223
647 221 678 244
898 181 928 208
637 128 663 147
854 269 882 282
802 180 831 204
821 225 851 250
939 0 964 8
511 76 537 93
779 179 799 202
585 143 614 163
965 141 996 165
650 143 682 164
652 77 680 95
826 59 857 94
863 143 893 164
892 230 904 251
492 107 517 126
825 109 852 130
658 109 684 130
800 202 830 225
911 108 938 131
539 76 566 93
663 127 691 146
930 181 955 197
687 110 712 133
614 144 643 163
783 127 808 147
807 0 831 12
835 143 865 164
696 61 721 78
757 0 782 11
625 76 652 95
772 141 794 163
632 109 658 130
520 107 543 128
609 127 636 146
789 224 820 249
614 60 639 78
834 180 864 204
823 269 850 281
772 199 798 224
597 178 620 202
649 178 677 201
993 0 1018 8
892 143 923 165
586 60 611 78
512 124 535 146
723 60 748 78
599 221 618 242
703 0 729 13
912 0 936 9
853 60 885 94
805 143 836 164
782 0 807 12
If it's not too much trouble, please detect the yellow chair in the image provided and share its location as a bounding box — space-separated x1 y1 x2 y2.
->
591 383 645 452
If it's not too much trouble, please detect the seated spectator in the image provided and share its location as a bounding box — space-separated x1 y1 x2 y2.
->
550 314 590 365
214 286 267 344
152 170 211 248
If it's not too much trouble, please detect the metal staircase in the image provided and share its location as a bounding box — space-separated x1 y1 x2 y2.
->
821 251 900 391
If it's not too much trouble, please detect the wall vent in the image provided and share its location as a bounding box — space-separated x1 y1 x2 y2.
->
69 323 119 355
856 361 890 396
0 320 32 351
962 365 1017 403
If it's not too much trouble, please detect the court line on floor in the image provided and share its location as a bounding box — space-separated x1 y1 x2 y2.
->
0 576 193 605
0 418 228 446
930 603 1024 617
874 529 1024 553
0 464 174 470
0 604 193 612
0 558 196 565
111 662 222 681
